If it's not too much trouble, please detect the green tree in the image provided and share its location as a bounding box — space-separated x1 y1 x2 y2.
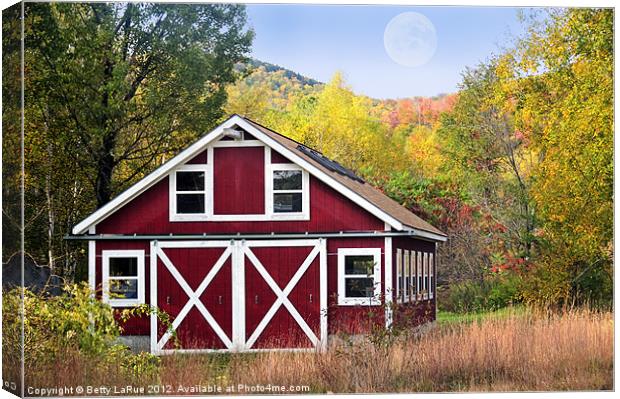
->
16 2 252 276
26 2 253 207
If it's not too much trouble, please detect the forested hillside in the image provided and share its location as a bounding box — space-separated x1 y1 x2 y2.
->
3 6 612 308
225 8 613 308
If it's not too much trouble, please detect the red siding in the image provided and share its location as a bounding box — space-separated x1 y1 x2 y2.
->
186 150 208 164
97 177 383 234
213 146 264 215
271 150 292 164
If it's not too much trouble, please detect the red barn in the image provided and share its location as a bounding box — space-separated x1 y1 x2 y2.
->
70 115 446 354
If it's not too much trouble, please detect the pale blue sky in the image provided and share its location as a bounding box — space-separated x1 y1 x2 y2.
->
246 5 527 99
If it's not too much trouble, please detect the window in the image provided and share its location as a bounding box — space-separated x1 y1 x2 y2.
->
170 165 208 218
267 163 309 219
396 249 403 302
410 251 417 302
417 252 423 301
403 250 410 302
429 253 434 299
337 248 382 306
423 252 429 299
102 250 145 307
273 169 303 213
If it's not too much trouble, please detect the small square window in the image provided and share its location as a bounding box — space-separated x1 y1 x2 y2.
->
103 250 144 307
272 168 305 215
338 248 381 306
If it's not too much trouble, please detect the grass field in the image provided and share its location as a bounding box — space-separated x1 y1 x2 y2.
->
14 307 612 394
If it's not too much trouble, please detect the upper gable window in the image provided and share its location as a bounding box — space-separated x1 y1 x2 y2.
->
267 163 309 219
170 164 208 219
176 171 206 214
273 170 303 213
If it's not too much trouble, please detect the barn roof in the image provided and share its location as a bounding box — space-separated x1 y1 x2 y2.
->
72 115 446 241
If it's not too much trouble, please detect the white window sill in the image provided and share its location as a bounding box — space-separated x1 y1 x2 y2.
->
105 299 144 308
337 297 382 306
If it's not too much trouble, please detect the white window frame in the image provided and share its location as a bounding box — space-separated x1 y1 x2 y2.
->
102 250 145 307
337 247 382 306
410 250 417 303
266 162 310 221
429 253 434 299
423 252 429 300
169 164 209 221
396 248 403 303
417 251 423 301
169 142 310 222
403 250 410 302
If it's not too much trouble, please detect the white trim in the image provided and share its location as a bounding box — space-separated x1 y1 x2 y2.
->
232 240 245 351
102 249 145 307
211 139 263 148
417 251 423 301
409 251 419 302
170 139 309 222
88 226 96 295
403 226 448 242
156 347 318 355
267 163 310 220
429 252 435 299
337 247 382 306
150 241 158 354
319 238 328 350
403 250 410 302
384 235 393 328
73 115 427 235
396 248 402 304
169 165 209 221
423 252 429 300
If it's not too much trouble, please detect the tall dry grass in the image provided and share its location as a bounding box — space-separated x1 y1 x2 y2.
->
15 308 613 394
226 308 613 392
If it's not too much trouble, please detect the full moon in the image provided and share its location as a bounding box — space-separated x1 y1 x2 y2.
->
383 12 437 67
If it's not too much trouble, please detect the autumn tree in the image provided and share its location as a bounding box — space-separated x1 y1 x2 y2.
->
18 2 252 276
26 2 253 207
506 9 613 306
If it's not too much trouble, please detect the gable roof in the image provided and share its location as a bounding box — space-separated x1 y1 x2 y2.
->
72 115 446 241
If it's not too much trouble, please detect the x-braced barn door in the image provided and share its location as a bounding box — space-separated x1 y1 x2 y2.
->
150 239 327 354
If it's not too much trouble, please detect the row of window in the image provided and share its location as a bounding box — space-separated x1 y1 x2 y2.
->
173 168 305 215
171 165 308 220
396 249 434 302
101 248 384 308
100 247 434 308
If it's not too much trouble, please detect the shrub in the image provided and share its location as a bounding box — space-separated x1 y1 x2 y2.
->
2 283 163 388
439 272 523 313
